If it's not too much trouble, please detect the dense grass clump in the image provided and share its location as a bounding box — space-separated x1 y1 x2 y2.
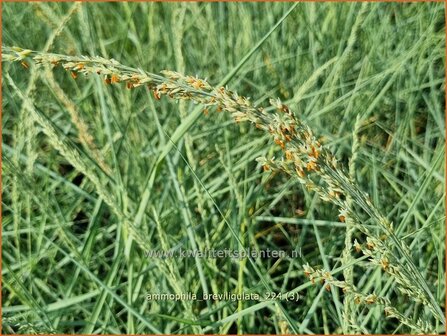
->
2 2 445 334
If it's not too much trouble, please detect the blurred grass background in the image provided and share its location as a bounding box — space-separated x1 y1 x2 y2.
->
2 2 445 334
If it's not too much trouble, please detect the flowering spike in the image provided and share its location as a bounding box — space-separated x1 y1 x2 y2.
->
153 89 161 100
111 74 119 83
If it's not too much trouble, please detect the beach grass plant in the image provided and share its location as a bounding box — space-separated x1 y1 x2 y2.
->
2 2 445 334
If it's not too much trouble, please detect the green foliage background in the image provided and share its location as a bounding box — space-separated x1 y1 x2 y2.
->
2 2 445 334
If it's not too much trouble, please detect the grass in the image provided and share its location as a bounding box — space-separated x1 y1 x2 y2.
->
2 2 446 334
